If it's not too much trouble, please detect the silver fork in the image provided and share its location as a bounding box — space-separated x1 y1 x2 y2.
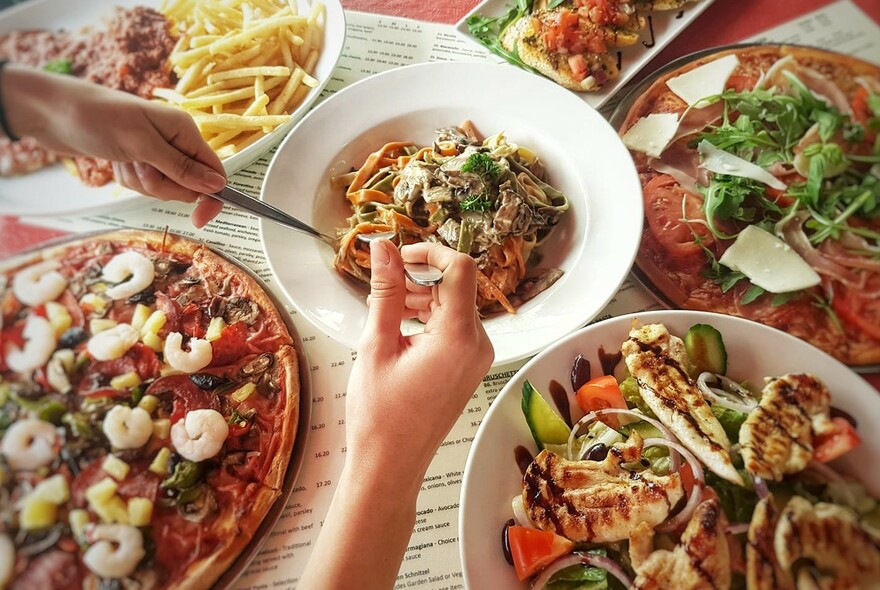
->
210 185 443 286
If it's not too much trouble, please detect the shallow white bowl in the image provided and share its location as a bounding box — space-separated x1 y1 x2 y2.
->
260 60 643 364
459 310 880 588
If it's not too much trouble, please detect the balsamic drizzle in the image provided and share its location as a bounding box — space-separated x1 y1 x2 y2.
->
642 15 655 48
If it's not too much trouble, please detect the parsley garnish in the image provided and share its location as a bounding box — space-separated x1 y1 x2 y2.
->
460 193 493 212
461 152 501 179
43 59 72 75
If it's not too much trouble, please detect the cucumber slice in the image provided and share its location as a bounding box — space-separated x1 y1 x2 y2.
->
522 380 570 450
685 323 728 376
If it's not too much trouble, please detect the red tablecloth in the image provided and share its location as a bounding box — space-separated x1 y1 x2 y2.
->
2 0 879 388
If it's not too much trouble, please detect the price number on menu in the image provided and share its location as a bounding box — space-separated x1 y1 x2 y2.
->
315 450 330 459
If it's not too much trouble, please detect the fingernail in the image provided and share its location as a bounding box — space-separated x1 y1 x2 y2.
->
201 169 226 191
370 239 391 266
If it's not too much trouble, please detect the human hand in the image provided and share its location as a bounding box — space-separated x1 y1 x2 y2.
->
5 66 226 227
345 240 494 482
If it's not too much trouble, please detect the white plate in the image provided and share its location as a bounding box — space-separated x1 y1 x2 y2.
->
0 0 344 217
260 60 643 365
459 310 880 589
454 0 715 110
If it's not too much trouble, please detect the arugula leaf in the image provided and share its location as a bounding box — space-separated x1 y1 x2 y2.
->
547 0 568 7
466 0 540 75
740 284 765 305
771 291 801 306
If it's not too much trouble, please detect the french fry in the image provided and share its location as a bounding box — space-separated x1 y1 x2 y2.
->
157 0 325 159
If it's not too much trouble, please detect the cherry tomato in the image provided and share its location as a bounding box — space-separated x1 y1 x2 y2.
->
508 526 574 581
575 375 627 429
814 417 862 463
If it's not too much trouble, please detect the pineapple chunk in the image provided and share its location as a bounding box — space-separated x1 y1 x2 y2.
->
90 282 108 294
53 349 75 372
89 318 118 334
142 332 164 353
85 477 118 504
19 497 57 530
31 474 70 504
92 495 129 524
45 301 72 337
128 497 154 527
69 508 90 541
138 394 160 414
160 366 182 377
231 382 257 403
110 371 142 391
130 303 152 331
80 293 108 314
102 455 131 481
149 448 171 475
152 419 171 440
205 317 227 342
142 310 167 335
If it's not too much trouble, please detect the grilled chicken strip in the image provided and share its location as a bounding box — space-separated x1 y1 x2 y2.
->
622 323 743 485
630 498 731 590
746 496 792 590
739 374 836 481
522 432 684 543
775 496 880 589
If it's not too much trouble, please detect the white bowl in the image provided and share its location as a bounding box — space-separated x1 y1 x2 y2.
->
260 60 643 365
458 310 880 589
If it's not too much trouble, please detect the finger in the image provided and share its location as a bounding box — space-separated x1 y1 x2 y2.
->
405 292 434 312
193 196 225 228
113 162 147 195
363 238 407 346
140 107 227 194
402 243 478 321
133 162 201 203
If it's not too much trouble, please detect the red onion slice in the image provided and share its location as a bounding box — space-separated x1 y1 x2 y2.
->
696 372 758 413
531 552 633 590
511 495 534 528
642 438 706 533
753 476 770 500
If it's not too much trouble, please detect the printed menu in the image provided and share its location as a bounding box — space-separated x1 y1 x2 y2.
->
19 2 880 588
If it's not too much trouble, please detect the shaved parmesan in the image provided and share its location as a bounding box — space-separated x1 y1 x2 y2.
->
667 54 739 108
719 225 820 293
698 140 787 190
622 113 679 158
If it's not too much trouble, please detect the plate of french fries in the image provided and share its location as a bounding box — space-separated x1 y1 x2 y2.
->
0 0 345 216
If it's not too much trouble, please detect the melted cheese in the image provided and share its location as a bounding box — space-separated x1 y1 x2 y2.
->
698 140 787 190
667 54 739 108
719 225 821 293
622 113 680 158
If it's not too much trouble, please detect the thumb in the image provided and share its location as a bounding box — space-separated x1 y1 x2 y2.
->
364 239 406 343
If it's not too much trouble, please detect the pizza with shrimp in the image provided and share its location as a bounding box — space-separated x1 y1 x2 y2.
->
618 45 880 366
0 229 299 589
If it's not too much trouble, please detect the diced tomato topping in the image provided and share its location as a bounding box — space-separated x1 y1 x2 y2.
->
508 526 574 581
180 303 206 339
567 54 589 81
575 375 628 428
813 417 862 463
852 86 877 144
210 321 249 367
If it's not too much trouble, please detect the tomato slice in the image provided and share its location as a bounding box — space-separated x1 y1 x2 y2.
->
575 375 627 429
725 74 759 93
813 417 862 463
508 526 574 581
677 462 696 497
832 281 880 343
643 174 714 270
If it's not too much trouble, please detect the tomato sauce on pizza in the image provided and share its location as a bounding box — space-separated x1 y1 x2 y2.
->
0 230 299 589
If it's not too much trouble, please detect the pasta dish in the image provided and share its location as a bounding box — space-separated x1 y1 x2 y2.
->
332 123 570 313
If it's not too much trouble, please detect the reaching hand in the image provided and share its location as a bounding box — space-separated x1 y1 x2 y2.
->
4 65 226 227
345 239 494 479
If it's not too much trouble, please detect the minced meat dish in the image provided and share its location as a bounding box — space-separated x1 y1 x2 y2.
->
0 6 177 183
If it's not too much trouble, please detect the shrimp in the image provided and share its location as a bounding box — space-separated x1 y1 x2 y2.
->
87 323 139 361
102 251 155 301
164 332 213 373
4 314 56 374
171 409 229 462
12 260 68 307
83 524 146 579
0 533 12 588
0 418 58 471
103 406 153 450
